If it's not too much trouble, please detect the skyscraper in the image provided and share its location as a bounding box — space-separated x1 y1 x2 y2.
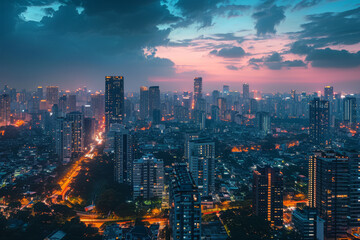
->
188 138 216 196
243 83 249 99
55 117 72 163
90 93 105 121
37 86 43 99
114 128 133 184
139 86 149 120
256 112 271 135
170 163 201 240
148 86 160 121
308 150 360 239
105 76 124 132
194 77 202 107
46 86 59 106
253 165 283 227
309 98 330 145
324 86 333 101
0 94 10 126
67 94 77 113
133 154 164 200
66 111 84 157
292 207 324 240
343 96 357 128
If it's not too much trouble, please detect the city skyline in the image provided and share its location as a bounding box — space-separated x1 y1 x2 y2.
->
1 0 360 92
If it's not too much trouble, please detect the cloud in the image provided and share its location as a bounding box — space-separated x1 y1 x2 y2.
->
175 0 249 28
249 52 306 70
293 6 360 47
252 0 286 36
305 48 360 68
226 65 239 71
292 0 322 11
0 0 180 90
289 41 313 55
210 46 246 58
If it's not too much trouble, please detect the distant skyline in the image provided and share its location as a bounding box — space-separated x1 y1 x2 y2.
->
1 0 360 92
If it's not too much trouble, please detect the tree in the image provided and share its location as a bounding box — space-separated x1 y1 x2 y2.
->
33 202 50 213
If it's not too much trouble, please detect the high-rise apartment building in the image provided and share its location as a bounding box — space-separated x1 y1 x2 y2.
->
324 86 333 101
308 150 360 239
67 94 77 113
148 86 160 121
256 112 271 135
292 207 324 240
188 138 215 196
0 94 11 126
170 163 201 240
133 154 164 200
90 93 105 121
55 117 72 163
114 127 133 184
343 96 357 128
46 86 59 106
139 86 149 120
194 77 202 107
66 111 84 156
253 165 283 227
105 76 124 132
309 98 330 145
243 83 249 99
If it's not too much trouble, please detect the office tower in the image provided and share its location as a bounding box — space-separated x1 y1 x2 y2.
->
188 139 215 196
243 83 249 99
343 96 357 128
66 111 84 157
114 128 133 184
55 117 72 163
324 86 333 101
67 94 77 113
0 94 11 126
256 112 271 135
148 86 160 120
46 86 59 106
292 207 324 240
29 96 40 114
308 150 360 239
90 93 105 121
194 77 202 106
133 154 164 200
105 76 124 132
253 165 283 227
309 98 330 145
170 164 201 240
37 86 43 99
223 85 229 95
139 86 149 120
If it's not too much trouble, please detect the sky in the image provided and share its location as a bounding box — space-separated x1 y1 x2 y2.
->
0 0 360 93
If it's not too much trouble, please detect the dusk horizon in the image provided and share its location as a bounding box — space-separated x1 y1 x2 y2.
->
1 0 360 92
